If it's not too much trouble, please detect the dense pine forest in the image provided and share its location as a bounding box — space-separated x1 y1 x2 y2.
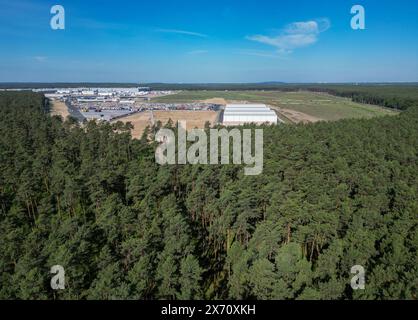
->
0 91 417 299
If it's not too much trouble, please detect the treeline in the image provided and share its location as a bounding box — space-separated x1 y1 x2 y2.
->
299 85 418 111
0 91 417 299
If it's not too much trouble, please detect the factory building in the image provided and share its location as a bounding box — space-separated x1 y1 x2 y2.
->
223 104 278 125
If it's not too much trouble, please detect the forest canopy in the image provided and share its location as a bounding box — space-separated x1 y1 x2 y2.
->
0 91 417 299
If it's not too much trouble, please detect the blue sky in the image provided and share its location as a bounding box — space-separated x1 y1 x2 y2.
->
1 0 418 83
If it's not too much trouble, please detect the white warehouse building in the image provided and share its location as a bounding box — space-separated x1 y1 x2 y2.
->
223 104 278 125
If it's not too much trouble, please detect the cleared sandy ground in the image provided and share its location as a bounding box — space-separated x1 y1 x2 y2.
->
201 98 227 105
50 99 70 119
270 106 322 124
114 110 218 139
154 110 217 129
112 112 151 139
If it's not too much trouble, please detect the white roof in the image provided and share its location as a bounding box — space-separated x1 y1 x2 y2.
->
223 103 278 124
224 109 275 113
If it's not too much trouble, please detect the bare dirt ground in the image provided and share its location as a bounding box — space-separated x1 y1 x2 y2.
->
227 100 252 104
270 106 323 124
201 98 227 105
114 110 218 139
50 99 70 119
153 110 217 130
112 112 151 139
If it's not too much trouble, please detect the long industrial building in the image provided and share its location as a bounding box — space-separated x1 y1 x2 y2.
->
222 104 278 125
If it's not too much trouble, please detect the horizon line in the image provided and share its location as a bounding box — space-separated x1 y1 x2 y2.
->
1 81 418 85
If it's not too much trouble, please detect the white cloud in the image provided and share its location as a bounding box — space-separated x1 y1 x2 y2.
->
155 28 208 38
285 21 319 34
247 18 330 54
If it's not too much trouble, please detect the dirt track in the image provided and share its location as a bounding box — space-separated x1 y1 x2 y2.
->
50 99 70 119
270 106 323 124
201 98 227 105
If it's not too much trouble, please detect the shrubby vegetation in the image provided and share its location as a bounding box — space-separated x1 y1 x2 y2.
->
0 91 417 299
